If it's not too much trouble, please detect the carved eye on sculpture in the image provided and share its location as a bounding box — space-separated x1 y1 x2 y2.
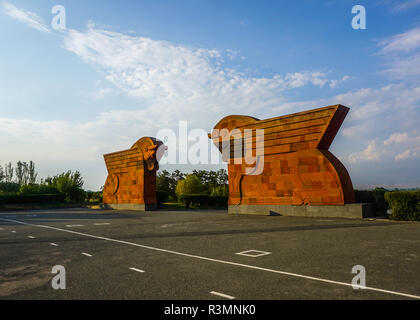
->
146 159 156 171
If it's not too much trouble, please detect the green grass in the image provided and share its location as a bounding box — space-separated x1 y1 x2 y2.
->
0 201 226 212
0 201 100 212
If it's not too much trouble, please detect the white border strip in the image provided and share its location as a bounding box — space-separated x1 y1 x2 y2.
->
2 218 420 300
210 291 235 299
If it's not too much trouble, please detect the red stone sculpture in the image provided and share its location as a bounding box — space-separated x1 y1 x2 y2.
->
209 105 355 210
103 137 166 210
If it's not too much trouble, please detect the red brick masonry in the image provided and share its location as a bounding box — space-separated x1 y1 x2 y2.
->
209 105 355 206
103 137 165 208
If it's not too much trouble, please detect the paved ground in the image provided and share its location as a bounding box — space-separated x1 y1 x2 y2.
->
0 208 419 300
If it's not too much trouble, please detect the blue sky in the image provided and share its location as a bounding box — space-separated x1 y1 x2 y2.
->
0 0 419 190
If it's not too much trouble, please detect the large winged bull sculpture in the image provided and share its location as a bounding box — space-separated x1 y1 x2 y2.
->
209 105 361 216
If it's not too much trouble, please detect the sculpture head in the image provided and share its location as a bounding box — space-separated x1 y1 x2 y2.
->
208 115 260 162
131 137 167 171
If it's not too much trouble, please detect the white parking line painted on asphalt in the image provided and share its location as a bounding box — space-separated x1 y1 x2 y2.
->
11 230 16 233
2 217 420 300
210 291 235 300
236 250 271 258
129 267 145 273
66 224 84 227
94 223 111 226
82 252 93 257
50 243 58 247
28 236 35 239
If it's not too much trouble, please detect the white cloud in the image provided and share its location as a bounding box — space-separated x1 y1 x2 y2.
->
63 27 335 103
382 53 420 78
391 0 420 12
329 75 350 88
2 2 50 33
384 132 409 145
395 149 416 161
384 132 420 161
379 27 420 79
284 72 329 88
62 26 343 132
379 27 420 54
341 123 367 137
348 141 381 164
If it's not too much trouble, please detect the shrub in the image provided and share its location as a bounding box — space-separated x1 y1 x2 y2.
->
156 191 169 207
92 191 103 202
355 187 389 215
0 194 65 204
177 194 228 209
210 185 229 197
0 182 20 195
45 171 85 202
177 194 208 209
19 184 59 195
209 196 228 207
385 191 420 221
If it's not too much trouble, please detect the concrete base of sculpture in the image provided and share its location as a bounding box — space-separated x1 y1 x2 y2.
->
101 203 157 211
228 203 373 219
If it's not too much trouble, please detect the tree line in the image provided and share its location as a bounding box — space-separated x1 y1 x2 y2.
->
1 160 228 205
157 169 229 200
0 161 101 203
0 161 37 185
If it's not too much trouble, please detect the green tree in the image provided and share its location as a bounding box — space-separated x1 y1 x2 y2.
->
4 163 13 183
15 161 25 185
191 170 218 191
45 170 85 202
157 170 175 195
175 174 205 196
0 164 4 182
216 169 228 185
171 170 185 186
210 184 229 197
28 161 38 184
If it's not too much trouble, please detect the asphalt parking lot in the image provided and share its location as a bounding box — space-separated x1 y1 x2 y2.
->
0 208 419 300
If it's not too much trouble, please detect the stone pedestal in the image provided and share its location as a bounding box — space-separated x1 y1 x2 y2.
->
101 203 157 211
228 203 373 219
